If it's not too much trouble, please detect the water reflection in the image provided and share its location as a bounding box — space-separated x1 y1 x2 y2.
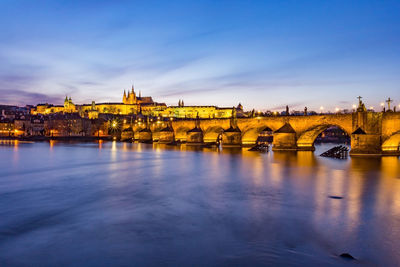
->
0 141 399 266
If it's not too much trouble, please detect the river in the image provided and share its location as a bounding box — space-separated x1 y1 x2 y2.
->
1 141 400 266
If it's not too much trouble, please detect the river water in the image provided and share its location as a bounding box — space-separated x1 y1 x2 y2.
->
0 141 400 266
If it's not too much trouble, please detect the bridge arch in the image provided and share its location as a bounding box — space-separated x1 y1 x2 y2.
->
241 125 276 146
174 126 191 142
297 124 351 150
382 131 400 155
203 126 224 143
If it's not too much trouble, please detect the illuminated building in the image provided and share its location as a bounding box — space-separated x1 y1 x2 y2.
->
30 86 244 119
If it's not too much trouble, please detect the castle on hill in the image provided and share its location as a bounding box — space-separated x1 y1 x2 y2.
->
31 85 243 119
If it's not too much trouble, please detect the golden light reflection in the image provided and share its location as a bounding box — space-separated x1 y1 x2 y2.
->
49 140 55 151
136 142 142 152
381 156 400 178
98 139 103 150
379 157 400 216
110 140 117 161
328 169 345 219
296 151 317 167
247 154 264 186
313 165 329 223
345 171 363 232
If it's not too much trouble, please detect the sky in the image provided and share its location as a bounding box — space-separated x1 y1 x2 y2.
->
0 0 400 111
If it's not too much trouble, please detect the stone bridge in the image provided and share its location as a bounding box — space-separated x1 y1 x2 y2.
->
123 111 400 156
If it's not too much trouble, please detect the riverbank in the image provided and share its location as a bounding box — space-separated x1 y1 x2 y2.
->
0 136 113 142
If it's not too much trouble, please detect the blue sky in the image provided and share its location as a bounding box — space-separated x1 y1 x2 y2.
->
1 0 400 111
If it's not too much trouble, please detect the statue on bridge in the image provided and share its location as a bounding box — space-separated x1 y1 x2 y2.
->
304 107 308 116
357 96 367 112
386 97 393 112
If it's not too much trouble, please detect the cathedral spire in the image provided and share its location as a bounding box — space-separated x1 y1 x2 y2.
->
123 90 127 104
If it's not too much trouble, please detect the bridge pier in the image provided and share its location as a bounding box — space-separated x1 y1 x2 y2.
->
138 128 152 143
186 128 203 145
223 127 242 146
158 127 175 143
121 128 134 141
272 123 297 151
350 133 382 156
272 133 297 151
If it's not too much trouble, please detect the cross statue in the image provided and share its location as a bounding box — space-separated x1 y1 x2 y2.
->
386 97 393 110
357 96 363 106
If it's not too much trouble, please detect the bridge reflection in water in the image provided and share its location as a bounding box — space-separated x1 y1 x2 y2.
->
0 141 400 266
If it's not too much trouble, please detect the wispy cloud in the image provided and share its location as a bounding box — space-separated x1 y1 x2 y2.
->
0 89 62 106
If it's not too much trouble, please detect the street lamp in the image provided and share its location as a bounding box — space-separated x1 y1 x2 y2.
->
320 106 324 114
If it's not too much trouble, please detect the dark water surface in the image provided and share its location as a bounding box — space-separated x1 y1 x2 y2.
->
1 141 400 266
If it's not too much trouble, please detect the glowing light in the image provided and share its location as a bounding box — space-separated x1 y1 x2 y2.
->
352 104 356 109
381 102 385 106
320 106 324 110
335 107 339 112
370 106 374 110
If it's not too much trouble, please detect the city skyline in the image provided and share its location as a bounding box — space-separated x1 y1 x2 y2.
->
1 1 400 111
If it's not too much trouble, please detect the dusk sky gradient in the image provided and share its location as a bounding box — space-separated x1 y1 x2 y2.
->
1 0 400 111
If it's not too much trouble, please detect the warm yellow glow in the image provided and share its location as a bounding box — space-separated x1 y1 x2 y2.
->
112 121 117 128
381 102 385 106
335 107 339 112
320 106 324 110
370 106 374 110
352 104 356 109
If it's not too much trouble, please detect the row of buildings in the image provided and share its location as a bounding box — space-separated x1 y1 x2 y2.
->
0 111 110 138
31 86 243 119
0 86 245 137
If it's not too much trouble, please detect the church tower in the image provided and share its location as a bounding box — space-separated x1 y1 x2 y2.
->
64 96 69 109
123 90 127 104
129 85 137 104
